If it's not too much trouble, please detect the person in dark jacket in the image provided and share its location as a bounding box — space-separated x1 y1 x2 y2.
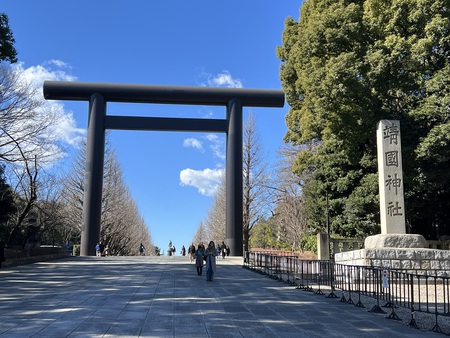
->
195 244 204 276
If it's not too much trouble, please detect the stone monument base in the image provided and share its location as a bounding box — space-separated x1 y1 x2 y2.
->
335 234 450 276
364 234 428 249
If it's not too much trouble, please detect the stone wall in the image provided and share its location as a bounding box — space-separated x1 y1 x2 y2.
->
2 252 71 268
335 248 450 277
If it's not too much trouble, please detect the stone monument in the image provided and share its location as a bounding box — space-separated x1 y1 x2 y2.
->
377 119 406 234
335 120 450 276
366 120 426 248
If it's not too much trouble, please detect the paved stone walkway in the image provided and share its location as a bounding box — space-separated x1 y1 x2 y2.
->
0 256 443 337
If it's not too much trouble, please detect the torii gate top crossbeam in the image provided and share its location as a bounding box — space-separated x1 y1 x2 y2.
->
43 81 285 108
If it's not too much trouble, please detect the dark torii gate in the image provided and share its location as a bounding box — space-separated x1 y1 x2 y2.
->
43 81 284 256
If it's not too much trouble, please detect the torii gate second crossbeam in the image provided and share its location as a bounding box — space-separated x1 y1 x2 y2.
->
43 81 285 256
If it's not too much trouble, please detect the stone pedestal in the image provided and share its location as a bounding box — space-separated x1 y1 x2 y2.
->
335 234 450 276
364 234 428 249
334 247 450 276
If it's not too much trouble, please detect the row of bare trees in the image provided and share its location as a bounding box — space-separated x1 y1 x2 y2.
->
59 137 153 255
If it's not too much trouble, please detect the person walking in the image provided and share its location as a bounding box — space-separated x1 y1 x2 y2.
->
188 243 196 262
216 244 221 256
139 243 145 256
195 244 204 276
204 241 217 281
95 243 101 257
220 241 227 259
99 241 105 257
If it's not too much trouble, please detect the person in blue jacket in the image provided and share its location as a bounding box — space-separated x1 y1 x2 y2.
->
204 241 217 281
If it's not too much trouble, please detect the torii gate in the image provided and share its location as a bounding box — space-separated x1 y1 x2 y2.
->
43 81 284 256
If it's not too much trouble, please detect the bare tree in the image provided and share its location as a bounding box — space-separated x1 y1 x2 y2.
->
4 144 82 249
195 112 272 251
0 65 63 165
192 221 208 247
0 63 74 247
242 112 272 252
4 153 38 247
19 169 75 248
272 144 308 251
101 147 153 255
59 139 86 236
201 172 226 243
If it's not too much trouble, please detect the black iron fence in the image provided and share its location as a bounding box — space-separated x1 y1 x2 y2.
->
244 251 450 334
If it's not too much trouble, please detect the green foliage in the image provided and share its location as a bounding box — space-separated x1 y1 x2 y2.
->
276 226 293 251
0 13 18 63
337 173 380 237
300 235 317 254
278 0 450 239
249 221 277 249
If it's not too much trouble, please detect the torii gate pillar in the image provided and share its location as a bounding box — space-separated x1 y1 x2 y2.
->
226 98 243 256
80 93 106 255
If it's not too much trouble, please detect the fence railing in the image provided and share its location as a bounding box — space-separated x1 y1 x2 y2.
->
329 238 364 259
244 251 450 335
317 234 450 260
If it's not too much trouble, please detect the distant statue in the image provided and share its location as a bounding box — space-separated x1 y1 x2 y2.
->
168 240 173 256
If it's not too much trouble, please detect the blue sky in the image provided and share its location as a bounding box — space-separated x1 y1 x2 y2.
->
3 1 302 253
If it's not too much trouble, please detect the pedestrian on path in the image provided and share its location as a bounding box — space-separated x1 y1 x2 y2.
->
188 243 196 262
216 244 221 256
220 241 227 259
195 244 204 276
99 241 105 256
139 243 145 256
204 241 216 281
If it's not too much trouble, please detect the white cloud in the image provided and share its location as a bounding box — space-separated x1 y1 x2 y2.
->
7 61 85 162
200 70 243 88
49 106 85 146
183 137 203 151
205 133 225 160
203 110 214 118
182 134 225 161
16 60 76 86
45 59 71 68
180 168 224 197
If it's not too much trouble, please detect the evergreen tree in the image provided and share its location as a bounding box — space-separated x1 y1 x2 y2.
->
0 13 18 63
277 0 450 238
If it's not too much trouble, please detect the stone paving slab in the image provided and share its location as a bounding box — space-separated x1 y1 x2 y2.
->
0 256 443 337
